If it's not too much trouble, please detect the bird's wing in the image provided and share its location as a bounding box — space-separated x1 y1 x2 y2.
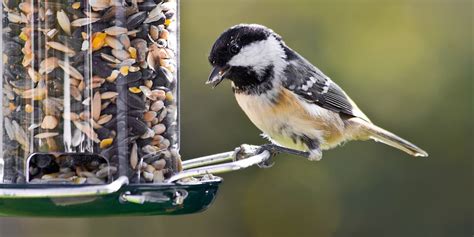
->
282 49 370 121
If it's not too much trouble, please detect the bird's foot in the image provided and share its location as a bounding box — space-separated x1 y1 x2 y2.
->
234 144 261 161
259 144 310 158
234 144 316 169
233 144 274 168
256 144 313 167
257 157 274 168
308 148 323 161
256 144 278 168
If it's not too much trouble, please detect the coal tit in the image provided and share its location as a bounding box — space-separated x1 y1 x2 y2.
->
207 24 428 160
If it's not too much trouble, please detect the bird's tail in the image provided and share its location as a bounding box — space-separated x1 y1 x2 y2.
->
350 118 428 157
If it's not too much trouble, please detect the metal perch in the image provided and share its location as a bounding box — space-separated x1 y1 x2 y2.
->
166 144 310 183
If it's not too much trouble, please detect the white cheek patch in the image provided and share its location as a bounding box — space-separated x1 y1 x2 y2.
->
228 36 287 76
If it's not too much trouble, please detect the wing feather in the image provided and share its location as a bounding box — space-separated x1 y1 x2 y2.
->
282 48 369 121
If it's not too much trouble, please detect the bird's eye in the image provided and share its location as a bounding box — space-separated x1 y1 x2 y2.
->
229 43 240 54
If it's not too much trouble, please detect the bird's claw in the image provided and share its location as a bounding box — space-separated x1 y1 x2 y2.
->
255 144 278 168
257 156 275 168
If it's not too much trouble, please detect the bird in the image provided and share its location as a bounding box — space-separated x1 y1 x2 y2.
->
206 24 428 161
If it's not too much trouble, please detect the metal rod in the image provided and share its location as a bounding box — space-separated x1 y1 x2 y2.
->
169 143 310 183
0 176 129 199
181 151 235 170
166 150 270 183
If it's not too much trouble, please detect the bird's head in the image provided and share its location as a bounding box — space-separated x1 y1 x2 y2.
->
207 24 287 88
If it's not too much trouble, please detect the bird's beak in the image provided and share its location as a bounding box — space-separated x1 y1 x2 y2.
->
206 65 230 88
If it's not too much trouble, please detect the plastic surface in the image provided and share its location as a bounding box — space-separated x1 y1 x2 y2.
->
0 180 220 217
0 0 223 217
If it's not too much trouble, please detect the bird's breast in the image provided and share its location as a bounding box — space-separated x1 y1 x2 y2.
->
234 87 346 150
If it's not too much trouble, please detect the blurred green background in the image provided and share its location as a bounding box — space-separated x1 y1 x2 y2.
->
1 0 472 236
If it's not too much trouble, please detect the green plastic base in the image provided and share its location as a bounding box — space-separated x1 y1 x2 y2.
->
0 181 221 217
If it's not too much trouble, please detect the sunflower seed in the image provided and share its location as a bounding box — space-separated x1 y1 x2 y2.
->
117 34 131 49
150 25 160 40
132 38 148 62
161 2 176 11
127 12 147 30
146 4 165 23
128 116 148 135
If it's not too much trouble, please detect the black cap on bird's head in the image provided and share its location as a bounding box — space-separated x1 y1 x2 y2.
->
207 24 285 88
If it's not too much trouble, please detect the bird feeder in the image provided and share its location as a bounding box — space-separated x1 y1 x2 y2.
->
0 0 272 217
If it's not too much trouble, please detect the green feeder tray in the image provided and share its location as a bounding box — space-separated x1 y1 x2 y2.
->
0 145 271 217
0 178 221 217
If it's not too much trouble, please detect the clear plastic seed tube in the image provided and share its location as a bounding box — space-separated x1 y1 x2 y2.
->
0 0 181 184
